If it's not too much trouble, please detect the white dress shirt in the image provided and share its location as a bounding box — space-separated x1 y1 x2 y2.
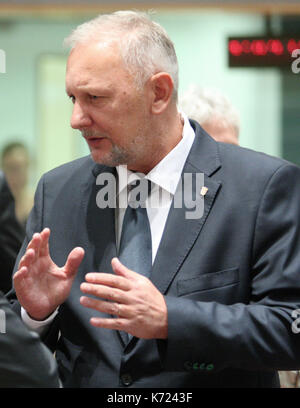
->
116 113 195 263
21 112 195 330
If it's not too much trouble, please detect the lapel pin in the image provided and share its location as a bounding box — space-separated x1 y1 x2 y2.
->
200 186 208 197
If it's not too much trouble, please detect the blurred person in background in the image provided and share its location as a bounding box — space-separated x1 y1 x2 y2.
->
180 85 239 145
0 171 24 293
1 142 34 229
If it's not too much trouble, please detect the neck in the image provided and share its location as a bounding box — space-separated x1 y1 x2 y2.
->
128 109 184 174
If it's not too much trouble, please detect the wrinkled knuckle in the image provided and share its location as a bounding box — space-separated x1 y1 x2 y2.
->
111 302 120 316
109 290 115 301
135 279 145 291
117 319 125 329
110 276 118 287
135 309 146 324
110 289 120 302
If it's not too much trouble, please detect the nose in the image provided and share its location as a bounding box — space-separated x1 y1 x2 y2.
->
70 102 92 130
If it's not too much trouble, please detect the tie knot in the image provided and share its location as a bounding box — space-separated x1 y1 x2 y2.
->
128 178 152 209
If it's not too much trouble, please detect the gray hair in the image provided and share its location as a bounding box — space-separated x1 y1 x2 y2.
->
64 10 179 101
179 85 240 137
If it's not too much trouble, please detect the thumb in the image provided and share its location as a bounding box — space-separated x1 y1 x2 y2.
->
64 247 85 277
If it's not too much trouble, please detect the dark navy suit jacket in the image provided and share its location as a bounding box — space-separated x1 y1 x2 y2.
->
0 292 59 387
12 121 300 387
0 171 24 294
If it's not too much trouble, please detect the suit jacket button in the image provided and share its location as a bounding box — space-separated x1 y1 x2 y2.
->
121 373 133 386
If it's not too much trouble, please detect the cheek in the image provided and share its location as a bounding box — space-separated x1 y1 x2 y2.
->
93 95 147 140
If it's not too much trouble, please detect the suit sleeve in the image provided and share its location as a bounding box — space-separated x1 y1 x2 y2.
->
0 173 25 294
161 163 300 372
8 176 60 352
12 175 45 276
0 291 60 387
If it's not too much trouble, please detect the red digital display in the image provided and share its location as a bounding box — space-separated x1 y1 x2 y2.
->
228 37 300 68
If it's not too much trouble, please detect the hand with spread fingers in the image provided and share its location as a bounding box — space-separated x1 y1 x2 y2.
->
80 257 168 339
13 227 85 321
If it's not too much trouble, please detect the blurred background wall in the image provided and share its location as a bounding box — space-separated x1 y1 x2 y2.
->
0 1 299 188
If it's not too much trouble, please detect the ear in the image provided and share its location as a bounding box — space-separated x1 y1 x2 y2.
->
149 72 174 114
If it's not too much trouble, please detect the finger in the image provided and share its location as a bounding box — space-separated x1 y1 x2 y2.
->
84 272 131 291
25 233 42 261
13 266 31 292
111 257 138 280
18 248 36 269
13 266 28 282
39 228 51 257
64 247 85 277
80 282 128 304
26 233 40 250
89 316 128 332
80 296 129 317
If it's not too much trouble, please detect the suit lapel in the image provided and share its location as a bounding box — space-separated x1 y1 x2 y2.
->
84 164 117 274
151 121 222 294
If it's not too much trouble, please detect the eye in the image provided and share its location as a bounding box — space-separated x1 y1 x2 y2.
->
68 95 75 104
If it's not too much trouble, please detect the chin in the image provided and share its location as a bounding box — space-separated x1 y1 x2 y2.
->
90 151 125 168
90 151 110 166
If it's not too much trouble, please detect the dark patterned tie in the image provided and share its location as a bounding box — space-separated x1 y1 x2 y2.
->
118 179 152 278
118 179 152 344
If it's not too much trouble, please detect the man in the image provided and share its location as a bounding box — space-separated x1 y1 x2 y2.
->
11 11 300 387
0 171 24 293
179 85 240 145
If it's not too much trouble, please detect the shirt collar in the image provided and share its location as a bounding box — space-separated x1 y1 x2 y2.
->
116 112 195 196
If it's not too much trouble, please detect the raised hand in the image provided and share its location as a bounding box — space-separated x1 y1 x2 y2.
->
80 257 168 339
14 228 85 321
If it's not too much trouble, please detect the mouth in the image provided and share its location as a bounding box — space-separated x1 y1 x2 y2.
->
85 137 106 148
82 131 107 146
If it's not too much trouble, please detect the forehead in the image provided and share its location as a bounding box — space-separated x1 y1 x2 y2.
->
65 41 132 91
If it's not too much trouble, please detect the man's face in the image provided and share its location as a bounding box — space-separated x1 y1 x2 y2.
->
66 41 153 171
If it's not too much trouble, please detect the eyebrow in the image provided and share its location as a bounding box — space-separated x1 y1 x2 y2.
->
65 85 113 96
